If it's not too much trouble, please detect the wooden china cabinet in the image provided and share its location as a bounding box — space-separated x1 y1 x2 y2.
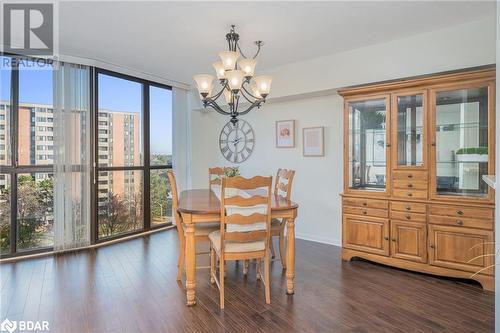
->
339 67 495 290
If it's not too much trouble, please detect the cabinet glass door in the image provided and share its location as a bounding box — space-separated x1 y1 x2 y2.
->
348 97 388 191
395 94 424 167
434 86 489 197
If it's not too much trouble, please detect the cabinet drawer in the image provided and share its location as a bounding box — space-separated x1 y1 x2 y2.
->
342 197 388 210
343 206 388 218
393 189 428 199
393 171 428 181
391 202 427 214
429 215 493 230
390 211 427 223
429 205 493 220
393 180 427 190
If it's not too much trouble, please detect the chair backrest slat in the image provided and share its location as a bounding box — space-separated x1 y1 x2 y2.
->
224 230 267 242
224 175 271 190
274 168 295 200
225 213 268 225
224 195 267 206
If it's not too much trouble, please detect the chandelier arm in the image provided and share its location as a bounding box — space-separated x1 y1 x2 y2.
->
238 99 264 116
204 98 231 116
239 86 256 104
210 81 228 101
252 42 262 59
236 42 248 59
241 82 260 100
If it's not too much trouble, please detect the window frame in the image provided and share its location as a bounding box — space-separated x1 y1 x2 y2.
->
93 68 173 244
0 55 174 258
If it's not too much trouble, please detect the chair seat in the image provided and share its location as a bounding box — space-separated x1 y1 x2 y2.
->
182 222 220 236
208 230 265 254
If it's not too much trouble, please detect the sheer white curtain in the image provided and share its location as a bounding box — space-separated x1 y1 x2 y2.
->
53 62 91 251
172 87 192 193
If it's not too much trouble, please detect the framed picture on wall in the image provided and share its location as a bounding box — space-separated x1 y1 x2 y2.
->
276 120 295 148
303 127 324 157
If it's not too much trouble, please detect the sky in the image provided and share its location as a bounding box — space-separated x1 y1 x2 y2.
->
0 58 172 155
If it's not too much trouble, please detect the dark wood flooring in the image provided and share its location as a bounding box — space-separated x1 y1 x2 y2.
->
0 229 494 333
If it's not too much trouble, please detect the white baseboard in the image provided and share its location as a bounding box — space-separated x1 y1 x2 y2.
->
295 232 342 247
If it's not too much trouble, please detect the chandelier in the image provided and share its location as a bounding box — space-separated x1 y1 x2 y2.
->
193 25 272 124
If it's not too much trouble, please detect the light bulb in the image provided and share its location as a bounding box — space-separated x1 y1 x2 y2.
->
193 74 214 97
212 62 225 80
219 51 240 70
253 75 272 97
238 58 257 77
225 70 244 91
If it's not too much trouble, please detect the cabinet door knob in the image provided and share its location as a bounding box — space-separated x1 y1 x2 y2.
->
362 202 367 206
407 184 413 188
405 215 411 220
407 174 413 179
386 143 391 148
384 237 389 241
456 220 464 226
430 244 435 249
392 238 397 242
362 210 367 215
405 206 411 211
431 142 436 147
407 192 413 197
456 210 464 215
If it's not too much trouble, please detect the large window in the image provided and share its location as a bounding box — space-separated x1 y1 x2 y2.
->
1 55 55 256
95 70 172 241
1 57 173 257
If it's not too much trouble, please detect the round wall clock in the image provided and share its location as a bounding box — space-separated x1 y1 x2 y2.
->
219 119 255 163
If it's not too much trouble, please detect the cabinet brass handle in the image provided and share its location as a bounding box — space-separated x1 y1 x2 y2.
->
408 184 413 188
430 244 435 249
405 215 411 220
384 237 389 241
405 206 411 211
431 142 436 147
407 174 413 179
456 220 464 226
407 192 413 197
392 238 397 242
362 202 367 206
456 210 463 215
386 143 391 148
362 210 367 215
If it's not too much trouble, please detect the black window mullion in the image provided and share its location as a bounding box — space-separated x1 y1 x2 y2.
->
9 56 19 255
143 83 151 230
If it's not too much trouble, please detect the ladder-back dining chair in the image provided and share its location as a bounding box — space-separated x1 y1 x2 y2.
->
209 175 273 309
270 168 295 269
167 170 219 282
209 167 230 189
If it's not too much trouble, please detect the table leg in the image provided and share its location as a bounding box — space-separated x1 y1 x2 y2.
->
184 214 196 306
285 217 296 295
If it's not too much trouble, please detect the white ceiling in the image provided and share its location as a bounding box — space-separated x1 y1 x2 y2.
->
59 1 495 85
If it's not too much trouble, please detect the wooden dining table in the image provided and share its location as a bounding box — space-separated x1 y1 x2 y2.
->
178 188 299 306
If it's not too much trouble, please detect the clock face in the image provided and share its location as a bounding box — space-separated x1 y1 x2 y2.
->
219 120 255 163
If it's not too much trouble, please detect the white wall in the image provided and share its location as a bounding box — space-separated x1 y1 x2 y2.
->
189 15 496 246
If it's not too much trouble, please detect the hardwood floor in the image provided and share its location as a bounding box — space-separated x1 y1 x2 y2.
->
1 229 494 332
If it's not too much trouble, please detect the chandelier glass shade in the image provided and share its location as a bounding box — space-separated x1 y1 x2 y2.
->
193 25 272 124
